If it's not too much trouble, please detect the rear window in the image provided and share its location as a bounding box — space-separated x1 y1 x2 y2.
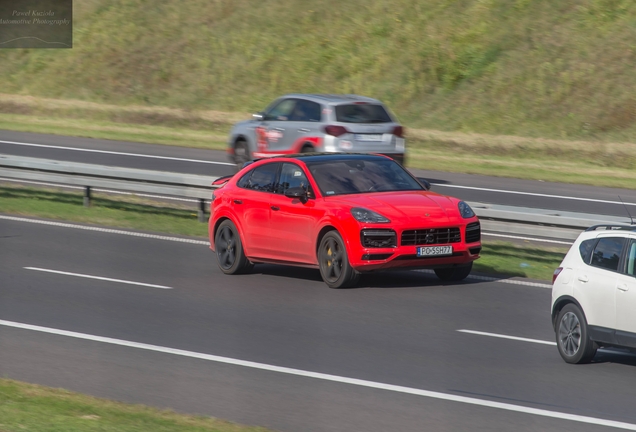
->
335 104 392 124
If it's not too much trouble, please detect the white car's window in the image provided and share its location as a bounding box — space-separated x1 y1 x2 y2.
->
627 240 636 276
590 237 625 272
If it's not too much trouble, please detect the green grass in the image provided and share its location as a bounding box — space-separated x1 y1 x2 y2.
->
0 184 566 280
0 378 272 432
2 0 636 144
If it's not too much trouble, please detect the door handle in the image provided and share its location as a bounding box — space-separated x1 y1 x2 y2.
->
578 275 589 283
271 206 280 211
298 128 310 133
618 284 629 292
233 199 243 204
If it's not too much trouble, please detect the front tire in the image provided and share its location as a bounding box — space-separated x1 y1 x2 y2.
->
434 262 473 282
556 304 597 364
318 231 359 289
214 220 253 275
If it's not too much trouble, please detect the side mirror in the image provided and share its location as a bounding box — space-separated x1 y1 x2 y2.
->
416 177 431 190
284 187 308 203
252 112 264 121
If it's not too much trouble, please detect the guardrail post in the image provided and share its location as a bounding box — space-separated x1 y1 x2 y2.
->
198 198 207 222
83 186 91 207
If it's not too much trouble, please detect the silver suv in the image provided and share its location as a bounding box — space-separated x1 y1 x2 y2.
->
226 94 405 170
551 224 636 363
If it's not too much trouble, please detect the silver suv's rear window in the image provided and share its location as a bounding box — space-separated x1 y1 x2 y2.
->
335 104 392 124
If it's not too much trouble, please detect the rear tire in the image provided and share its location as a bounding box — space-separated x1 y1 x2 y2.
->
434 262 473 282
556 304 597 364
300 144 314 154
318 231 359 288
214 220 253 275
234 140 251 172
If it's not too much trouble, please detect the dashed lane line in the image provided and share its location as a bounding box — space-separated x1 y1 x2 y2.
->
24 267 173 289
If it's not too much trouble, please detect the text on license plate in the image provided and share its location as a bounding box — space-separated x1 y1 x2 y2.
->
416 245 453 257
354 134 383 142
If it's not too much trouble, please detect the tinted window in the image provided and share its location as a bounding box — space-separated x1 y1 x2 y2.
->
238 163 280 192
290 100 322 122
276 163 313 197
627 240 636 276
590 237 625 272
307 158 422 196
264 99 295 121
335 104 392 123
579 239 596 264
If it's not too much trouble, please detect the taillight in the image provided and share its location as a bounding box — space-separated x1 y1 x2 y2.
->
323 125 349 137
393 126 404 138
552 267 563 284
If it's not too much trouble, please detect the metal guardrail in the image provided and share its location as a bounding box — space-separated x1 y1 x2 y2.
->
0 154 219 222
0 154 630 237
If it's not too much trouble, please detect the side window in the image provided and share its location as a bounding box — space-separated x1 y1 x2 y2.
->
590 237 625 272
290 100 322 122
627 240 636 276
579 239 596 264
264 99 296 121
237 170 253 188
276 163 313 198
238 163 280 192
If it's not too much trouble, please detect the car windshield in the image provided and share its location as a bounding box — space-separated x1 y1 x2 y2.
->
306 158 423 196
335 104 392 123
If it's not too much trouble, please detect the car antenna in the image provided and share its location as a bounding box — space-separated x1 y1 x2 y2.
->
618 195 635 225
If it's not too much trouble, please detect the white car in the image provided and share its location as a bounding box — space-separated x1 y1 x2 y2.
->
551 224 636 363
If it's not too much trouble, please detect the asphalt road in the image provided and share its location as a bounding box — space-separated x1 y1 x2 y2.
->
2 216 636 431
2 130 636 219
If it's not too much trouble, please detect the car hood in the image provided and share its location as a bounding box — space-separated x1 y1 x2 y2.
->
327 191 461 224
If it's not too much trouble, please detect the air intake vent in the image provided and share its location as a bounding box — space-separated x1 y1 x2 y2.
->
466 222 481 243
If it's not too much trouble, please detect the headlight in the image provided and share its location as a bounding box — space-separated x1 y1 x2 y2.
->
351 207 391 223
458 201 475 218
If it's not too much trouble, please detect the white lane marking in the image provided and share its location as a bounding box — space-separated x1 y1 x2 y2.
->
1 320 636 430
0 215 210 246
24 267 173 289
458 330 556 346
482 232 573 245
436 183 636 207
467 275 552 289
0 177 203 203
1 215 556 289
0 139 234 166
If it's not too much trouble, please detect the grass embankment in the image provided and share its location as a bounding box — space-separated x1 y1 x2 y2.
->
0 378 272 432
2 1 636 142
0 185 566 281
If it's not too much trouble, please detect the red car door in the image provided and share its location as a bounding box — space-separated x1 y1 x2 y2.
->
268 162 324 264
232 162 281 259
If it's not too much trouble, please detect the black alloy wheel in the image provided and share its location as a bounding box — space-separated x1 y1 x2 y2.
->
318 231 360 288
214 220 253 275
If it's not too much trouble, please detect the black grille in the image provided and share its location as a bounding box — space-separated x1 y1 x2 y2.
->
401 228 461 246
466 222 481 243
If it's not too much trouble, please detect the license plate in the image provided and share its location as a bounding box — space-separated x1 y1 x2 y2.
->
416 245 453 257
354 133 383 142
